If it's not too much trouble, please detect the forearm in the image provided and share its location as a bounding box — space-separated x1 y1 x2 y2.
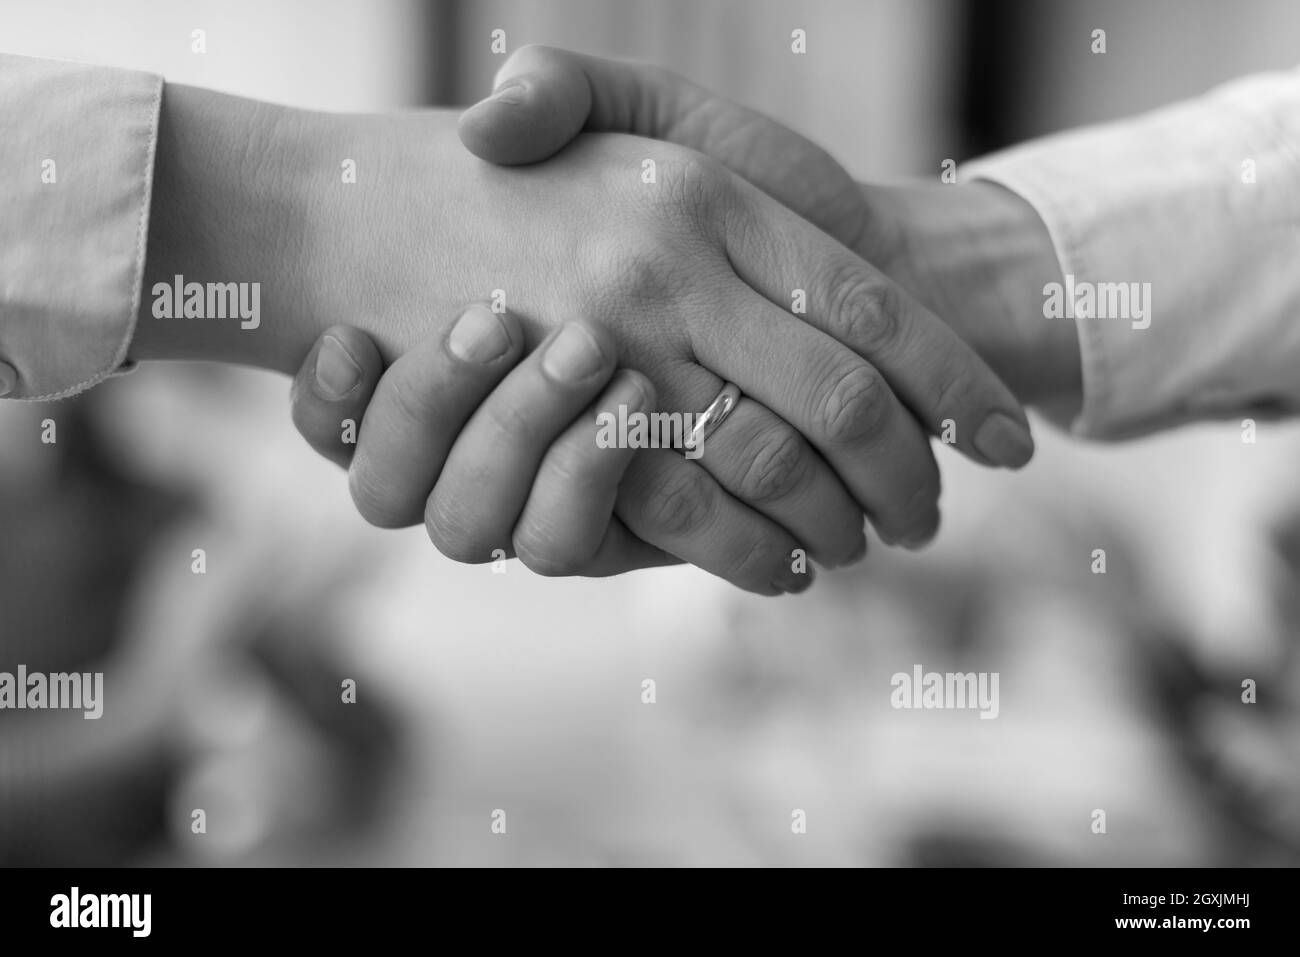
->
857 180 1081 415
129 84 331 373
130 85 466 376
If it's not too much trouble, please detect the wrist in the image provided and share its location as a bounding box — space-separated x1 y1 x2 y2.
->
131 84 335 374
858 180 1081 412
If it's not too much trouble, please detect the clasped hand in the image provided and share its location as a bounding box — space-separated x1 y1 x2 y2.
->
284 46 1035 594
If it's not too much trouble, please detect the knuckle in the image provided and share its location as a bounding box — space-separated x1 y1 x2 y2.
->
677 151 729 202
637 464 715 537
824 264 903 357
644 149 730 232
814 362 892 445
423 495 490 564
738 426 813 505
666 151 728 204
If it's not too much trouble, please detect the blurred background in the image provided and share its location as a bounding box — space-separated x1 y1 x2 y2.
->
2 0 1299 866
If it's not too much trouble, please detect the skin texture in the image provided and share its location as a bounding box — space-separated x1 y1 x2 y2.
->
292 314 679 579
133 79 1034 593
294 47 1079 589
854 182 1079 414
457 45 1080 409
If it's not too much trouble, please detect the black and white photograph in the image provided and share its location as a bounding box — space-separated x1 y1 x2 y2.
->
0 0 1293 932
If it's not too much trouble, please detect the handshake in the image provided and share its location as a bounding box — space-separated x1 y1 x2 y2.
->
136 46 1083 595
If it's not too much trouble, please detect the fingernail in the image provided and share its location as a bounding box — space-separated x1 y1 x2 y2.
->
314 335 362 400
489 80 526 105
543 324 604 381
0 360 16 397
448 306 511 363
974 412 1035 469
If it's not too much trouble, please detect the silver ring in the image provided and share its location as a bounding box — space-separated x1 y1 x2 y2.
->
686 382 742 455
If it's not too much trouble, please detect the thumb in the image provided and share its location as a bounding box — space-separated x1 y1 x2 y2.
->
457 45 594 166
456 45 866 246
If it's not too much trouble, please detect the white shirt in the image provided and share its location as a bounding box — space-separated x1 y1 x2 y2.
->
965 66 1300 439
0 53 160 399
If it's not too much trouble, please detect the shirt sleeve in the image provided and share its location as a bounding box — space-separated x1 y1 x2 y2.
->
0 53 162 400
962 68 1300 440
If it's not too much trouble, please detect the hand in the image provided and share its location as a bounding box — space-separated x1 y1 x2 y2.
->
132 83 1031 592
291 305 681 581
458 44 1081 411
